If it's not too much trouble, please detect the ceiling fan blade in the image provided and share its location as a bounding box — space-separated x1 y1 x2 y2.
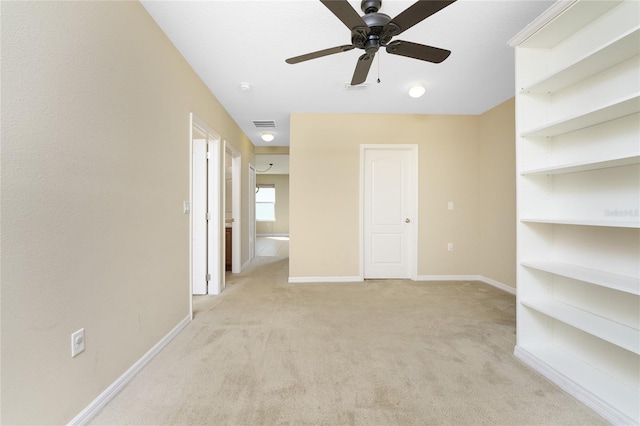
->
386 40 451 63
389 0 456 36
286 45 355 64
320 0 367 30
351 53 375 85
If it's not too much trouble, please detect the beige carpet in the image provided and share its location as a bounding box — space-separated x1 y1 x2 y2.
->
91 255 606 425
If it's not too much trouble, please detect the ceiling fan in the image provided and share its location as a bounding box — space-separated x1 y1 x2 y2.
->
286 0 457 85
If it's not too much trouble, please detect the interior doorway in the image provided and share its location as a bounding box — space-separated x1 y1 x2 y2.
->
248 164 256 261
190 114 221 298
361 145 418 280
254 155 290 240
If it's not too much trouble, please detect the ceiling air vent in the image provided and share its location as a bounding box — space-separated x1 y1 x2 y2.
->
344 83 369 91
252 120 276 129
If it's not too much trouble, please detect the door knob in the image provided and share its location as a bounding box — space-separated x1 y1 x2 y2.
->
405 218 411 223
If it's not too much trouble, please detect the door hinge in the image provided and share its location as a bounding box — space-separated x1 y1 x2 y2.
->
206 274 211 281
206 151 212 160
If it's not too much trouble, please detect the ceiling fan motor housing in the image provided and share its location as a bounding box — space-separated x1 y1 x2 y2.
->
351 12 397 52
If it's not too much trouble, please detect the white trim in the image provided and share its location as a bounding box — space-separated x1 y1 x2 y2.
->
257 233 289 237
514 346 631 426
288 276 362 284
416 275 516 295
359 146 364 280
241 259 251 271
224 141 242 276
286 275 515 294
248 164 256 262
507 1 576 46
208 138 221 295
68 315 191 426
417 274 481 281
476 276 516 295
189 115 194 317
190 114 222 297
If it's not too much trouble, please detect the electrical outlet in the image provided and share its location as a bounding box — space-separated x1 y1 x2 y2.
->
448 243 454 251
448 201 454 210
71 328 85 357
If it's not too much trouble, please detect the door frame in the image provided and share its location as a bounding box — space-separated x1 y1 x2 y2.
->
190 114 222 303
224 141 242 277
359 144 419 281
248 164 256 262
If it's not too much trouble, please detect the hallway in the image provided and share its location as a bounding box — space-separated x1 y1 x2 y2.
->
255 236 289 257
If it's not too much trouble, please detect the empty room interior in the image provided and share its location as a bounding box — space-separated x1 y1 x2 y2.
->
1 1 638 425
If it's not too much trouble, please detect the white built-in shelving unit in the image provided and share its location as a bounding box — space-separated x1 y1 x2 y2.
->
509 1 640 424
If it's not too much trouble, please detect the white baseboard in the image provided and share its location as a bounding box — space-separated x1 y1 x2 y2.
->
241 259 251 271
476 275 516 295
257 233 289 237
288 276 362 284
514 345 631 425
68 315 191 426
417 274 480 282
288 275 516 294
416 274 516 295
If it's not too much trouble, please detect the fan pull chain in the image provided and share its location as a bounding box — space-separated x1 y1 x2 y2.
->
377 54 381 83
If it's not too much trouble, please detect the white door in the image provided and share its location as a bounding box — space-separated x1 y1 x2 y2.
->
207 139 219 294
191 114 221 296
192 136 208 294
362 146 417 279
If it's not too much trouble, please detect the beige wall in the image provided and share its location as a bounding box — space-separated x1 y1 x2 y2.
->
255 146 290 155
289 101 516 286
478 98 517 287
256 174 290 235
1 2 253 424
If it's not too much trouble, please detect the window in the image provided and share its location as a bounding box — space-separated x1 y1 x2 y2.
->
256 184 275 222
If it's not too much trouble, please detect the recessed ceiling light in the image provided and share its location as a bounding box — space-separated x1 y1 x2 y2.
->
409 83 425 98
261 132 275 142
239 82 251 91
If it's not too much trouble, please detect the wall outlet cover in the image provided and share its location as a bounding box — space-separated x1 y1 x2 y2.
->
71 328 85 357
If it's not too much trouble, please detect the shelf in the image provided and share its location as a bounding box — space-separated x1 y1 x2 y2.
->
521 260 640 295
522 300 640 354
522 26 640 94
520 92 640 137
521 218 640 228
514 1 639 423
520 154 640 175
516 345 639 424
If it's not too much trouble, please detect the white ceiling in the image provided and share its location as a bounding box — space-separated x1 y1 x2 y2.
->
142 0 554 147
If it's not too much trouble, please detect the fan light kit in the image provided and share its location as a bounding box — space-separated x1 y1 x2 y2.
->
261 132 275 142
409 83 425 98
286 0 456 85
